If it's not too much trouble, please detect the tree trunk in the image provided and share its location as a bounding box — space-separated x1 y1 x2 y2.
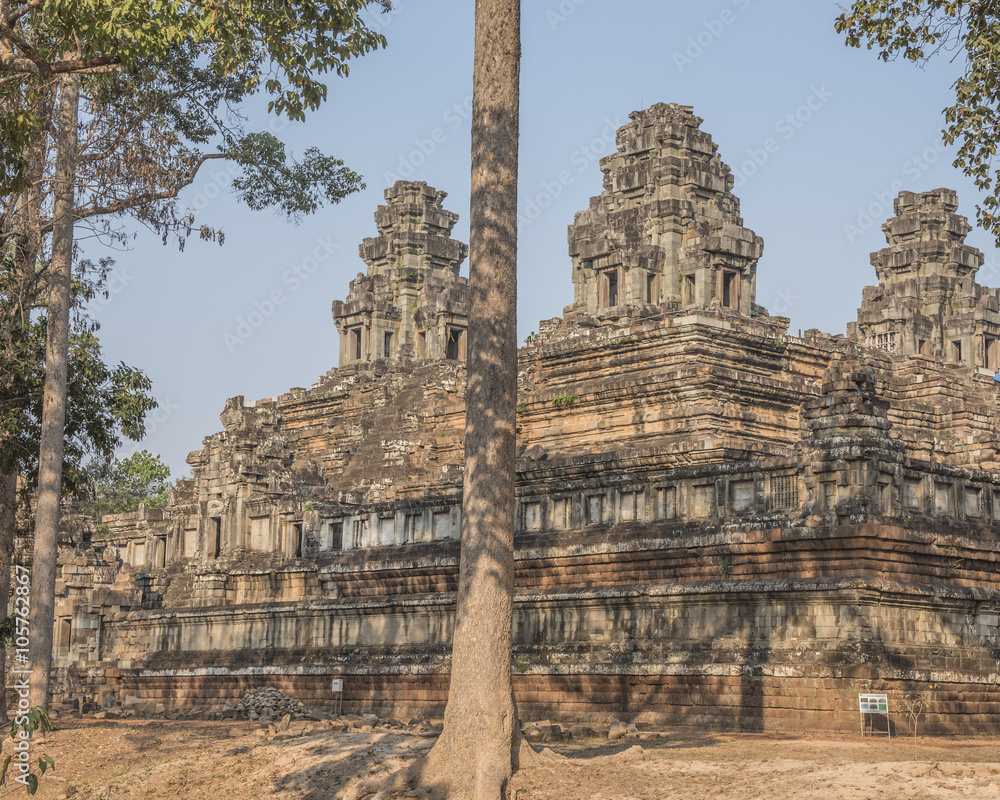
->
0 470 16 723
28 70 80 710
344 2 523 798
429 0 523 790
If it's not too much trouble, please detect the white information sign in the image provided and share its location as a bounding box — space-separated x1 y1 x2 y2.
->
859 693 890 737
332 678 344 715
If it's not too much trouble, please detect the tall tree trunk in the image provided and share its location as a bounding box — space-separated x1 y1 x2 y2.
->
0 470 16 723
28 70 80 710
430 0 523 791
344 2 523 798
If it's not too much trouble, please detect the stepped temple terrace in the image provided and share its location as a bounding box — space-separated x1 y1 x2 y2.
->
53 104 1000 733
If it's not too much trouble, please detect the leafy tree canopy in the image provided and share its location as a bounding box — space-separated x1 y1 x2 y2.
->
836 1 1000 245
0 0 392 194
0 255 157 490
80 450 171 521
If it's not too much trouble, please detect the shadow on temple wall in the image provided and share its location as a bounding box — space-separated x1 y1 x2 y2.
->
735 595 771 733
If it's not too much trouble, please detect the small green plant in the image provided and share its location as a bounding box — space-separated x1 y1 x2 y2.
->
901 686 936 738
513 654 531 674
408 298 419 313
552 394 579 408
516 402 527 412
720 555 734 578
1 707 55 794
770 337 786 351
303 501 312 512
0 614 15 647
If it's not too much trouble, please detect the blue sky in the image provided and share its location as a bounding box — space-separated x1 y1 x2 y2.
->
87 0 999 479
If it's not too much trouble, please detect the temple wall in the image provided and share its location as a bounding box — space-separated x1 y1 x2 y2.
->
94 579 999 734
58 116 1000 736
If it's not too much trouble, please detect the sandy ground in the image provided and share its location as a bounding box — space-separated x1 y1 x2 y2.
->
9 719 999 800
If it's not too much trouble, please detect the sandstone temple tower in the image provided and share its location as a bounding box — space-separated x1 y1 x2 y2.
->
333 181 470 364
564 104 766 322
849 188 1000 368
50 105 1000 737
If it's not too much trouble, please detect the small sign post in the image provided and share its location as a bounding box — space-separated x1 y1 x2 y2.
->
859 692 890 737
332 678 344 716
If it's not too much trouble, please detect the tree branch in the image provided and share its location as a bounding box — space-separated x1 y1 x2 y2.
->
4 0 44 27
0 17 48 75
39 153 229 233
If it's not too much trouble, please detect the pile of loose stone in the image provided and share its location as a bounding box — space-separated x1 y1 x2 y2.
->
234 687 309 722
60 689 657 744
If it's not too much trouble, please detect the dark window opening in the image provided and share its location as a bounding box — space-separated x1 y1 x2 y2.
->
987 337 997 370
417 331 426 358
157 536 167 568
722 271 737 309
605 270 618 307
291 523 302 558
350 327 362 361
384 331 393 358
952 339 963 362
446 327 465 360
918 339 927 354
646 273 656 303
210 517 221 559
330 521 343 550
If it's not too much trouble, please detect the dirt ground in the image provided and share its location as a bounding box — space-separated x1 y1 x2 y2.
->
11 719 1000 800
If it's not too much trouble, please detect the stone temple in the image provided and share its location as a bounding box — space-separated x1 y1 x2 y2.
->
55 104 1000 733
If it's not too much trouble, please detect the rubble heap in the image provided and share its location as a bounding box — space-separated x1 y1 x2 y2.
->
236 687 309 721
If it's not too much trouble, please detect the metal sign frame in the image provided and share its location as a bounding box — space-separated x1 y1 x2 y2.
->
332 678 344 716
859 692 890 737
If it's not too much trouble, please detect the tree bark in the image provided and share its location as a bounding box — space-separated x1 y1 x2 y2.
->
0 470 16 723
343 2 523 798
430 0 523 791
28 69 79 710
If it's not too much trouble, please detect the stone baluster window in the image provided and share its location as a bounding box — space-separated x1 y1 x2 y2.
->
771 475 798 512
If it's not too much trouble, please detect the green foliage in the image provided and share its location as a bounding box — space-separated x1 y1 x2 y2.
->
0 707 54 795
836 2 1000 245
0 0 392 193
229 132 365 220
0 257 158 490
0 615 15 648
552 394 579 408
81 450 171 520
720 555 735 578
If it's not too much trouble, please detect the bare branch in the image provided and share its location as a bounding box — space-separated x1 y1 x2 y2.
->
39 153 229 233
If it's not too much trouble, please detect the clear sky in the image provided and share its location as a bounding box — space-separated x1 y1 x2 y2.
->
86 0 1000 479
